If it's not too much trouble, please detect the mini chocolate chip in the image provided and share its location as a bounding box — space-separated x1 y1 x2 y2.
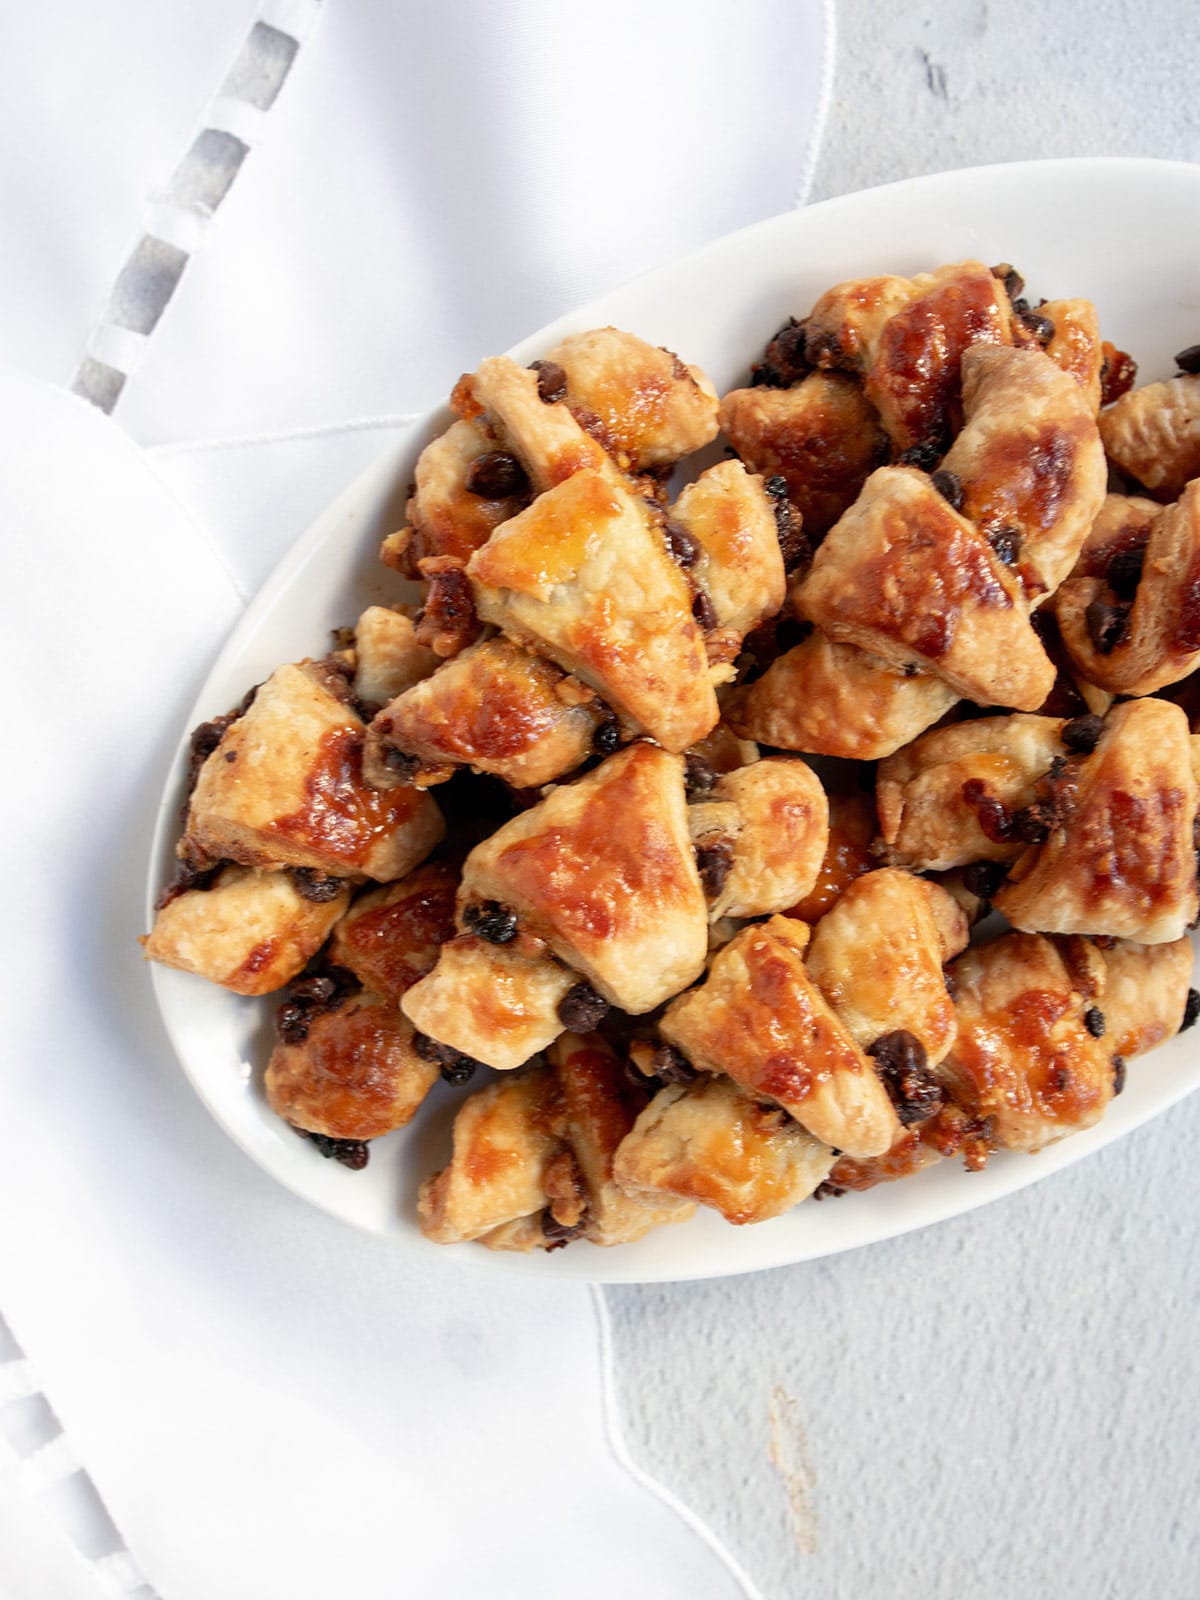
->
944 968 958 999
899 442 942 472
465 450 529 499
651 1044 698 1084
1084 1006 1106 1038
867 1030 943 1126
991 262 1025 301
988 525 1022 566
557 981 610 1032
751 361 783 388
412 1031 481 1084
664 518 701 567
288 975 337 1006
304 1131 370 1171
1061 714 1104 754
962 860 1007 902
154 858 222 911
684 752 716 798
462 900 519 944
695 838 735 899
1112 1055 1127 1096
768 485 808 571
931 469 963 511
1181 989 1200 1033
382 745 423 782
764 474 789 501
1100 345 1139 406
1106 544 1145 600
812 1180 847 1201
531 359 567 403
1012 801 1056 844
762 317 810 382
1175 344 1200 375
276 1002 310 1046
592 719 621 755
1085 599 1130 655
224 749 237 762
289 868 346 903
692 589 717 630
1048 755 1070 780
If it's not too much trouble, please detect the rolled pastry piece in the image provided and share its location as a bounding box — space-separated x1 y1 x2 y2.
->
328 859 459 1001
940 345 1106 599
456 742 708 1015
686 757 829 921
454 355 616 494
541 327 719 474
143 865 350 996
876 713 1069 872
994 697 1200 944
1096 937 1195 1060
380 416 530 576
364 636 603 790
265 992 439 1142
725 628 958 761
401 934 576 1073
941 932 1116 1153
1099 374 1200 501
1053 480 1200 696
467 470 718 752
182 661 444 881
795 466 1056 710
806 869 967 1071
666 459 787 640
659 915 901 1159
718 373 888 537
1022 297 1104 414
612 1073 835 1226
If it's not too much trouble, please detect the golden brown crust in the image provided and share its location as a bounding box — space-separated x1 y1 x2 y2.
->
804 273 929 374
1099 375 1200 500
545 327 719 473
328 860 459 1000
265 994 439 1140
942 345 1107 599
669 460 786 636
994 698 1200 944
796 467 1055 709
467 471 718 751
807 870 964 1066
418 1069 565 1244
143 866 350 995
365 637 601 789
1099 937 1194 1059
719 374 887 536
1033 298 1104 414
183 663 445 880
612 1074 835 1225
725 629 958 760
401 935 575 1072
862 261 1012 452
1065 493 1161 583
459 743 708 1013
1055 481 1200 696
942 932 1115 1152
876 713 1067 871
659 916 901 1157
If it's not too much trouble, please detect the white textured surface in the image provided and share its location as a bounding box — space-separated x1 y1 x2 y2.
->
607 4 1200 1594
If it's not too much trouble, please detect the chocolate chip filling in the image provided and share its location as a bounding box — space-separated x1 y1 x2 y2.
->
1106 545 1145 600
663 517 702 568
1181 989 1200 1033
300 1130 370 1171
695 837 735 899
412 1031 482 1085
275 966 359 1046
592 718 622 756
1175 344 1200 375
557 981 610 1032
1084 1006 1106 1038
1085 599 1130 655
867 1029 943 1126
382 746 424 783
530 359 567 403
899 441 942 472
1011 800 1057 845
465 450 529 499
683 752 716 799
692 589 718 631
991 262 1025 301
1061 714 1104 754
289 868 346 903
1112 1055 1127 1096
961 778 1013 844
962 860 1008 903
462 900 519 944
987 525 1022 566
930 469 963 512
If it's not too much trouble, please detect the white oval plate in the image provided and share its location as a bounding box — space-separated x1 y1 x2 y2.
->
149 157 1200 1283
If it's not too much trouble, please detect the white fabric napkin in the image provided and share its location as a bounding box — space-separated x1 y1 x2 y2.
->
0 4 833 1593
0 369 760 1600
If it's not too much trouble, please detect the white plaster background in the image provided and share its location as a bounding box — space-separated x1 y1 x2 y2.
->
607 4 1200 1596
